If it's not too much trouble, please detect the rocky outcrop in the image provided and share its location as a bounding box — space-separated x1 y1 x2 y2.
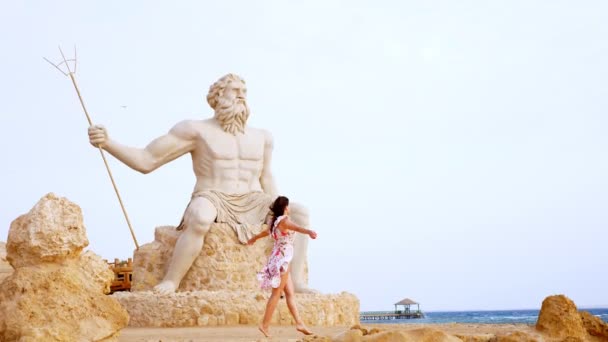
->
113 290 358 327
495 331 540 342
131 225 275 292
0 242 13 282
580 310 608 340
333 325 462 342
455 334 495 342
370 328 462 342
536 294 589 341
0 193 129 342
6 193 88 268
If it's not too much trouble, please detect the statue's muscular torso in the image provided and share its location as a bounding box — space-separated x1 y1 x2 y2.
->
177 118 269 195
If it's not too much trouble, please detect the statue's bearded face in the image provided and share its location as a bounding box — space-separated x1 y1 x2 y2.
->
207 75 250 135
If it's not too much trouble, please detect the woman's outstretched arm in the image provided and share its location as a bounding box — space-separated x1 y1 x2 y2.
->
281 219 317 239
246 228 271 245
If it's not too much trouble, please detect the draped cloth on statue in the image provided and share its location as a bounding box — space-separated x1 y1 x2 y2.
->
176 190 274 244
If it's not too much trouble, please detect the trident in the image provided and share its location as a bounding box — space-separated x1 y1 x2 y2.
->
44 46 140 250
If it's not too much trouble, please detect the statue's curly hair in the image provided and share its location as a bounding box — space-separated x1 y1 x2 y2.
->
206 73 246 110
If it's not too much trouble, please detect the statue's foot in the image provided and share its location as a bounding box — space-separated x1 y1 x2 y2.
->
296 324 313 335
153 280 177 295
294 283 320 294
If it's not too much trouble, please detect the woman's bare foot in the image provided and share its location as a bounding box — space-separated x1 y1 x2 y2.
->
258 325 271 338
296 324 313 335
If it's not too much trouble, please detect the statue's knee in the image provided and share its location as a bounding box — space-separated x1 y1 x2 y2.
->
187 217 212 235
184 200 216 235
184 211 215 235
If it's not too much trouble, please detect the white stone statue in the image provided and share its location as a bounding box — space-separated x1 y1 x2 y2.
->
88 73 315 294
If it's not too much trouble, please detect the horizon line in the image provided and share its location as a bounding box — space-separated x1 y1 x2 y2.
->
360 305 608 313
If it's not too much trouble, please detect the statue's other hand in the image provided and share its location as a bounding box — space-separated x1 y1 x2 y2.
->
88 125 108 148
309 230 318 239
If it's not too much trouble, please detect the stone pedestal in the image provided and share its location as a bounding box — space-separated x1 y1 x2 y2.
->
113 290 359 327
122 224 359 327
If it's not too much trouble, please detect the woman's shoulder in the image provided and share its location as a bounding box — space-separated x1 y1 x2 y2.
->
274 215 290 228
276 215 289 223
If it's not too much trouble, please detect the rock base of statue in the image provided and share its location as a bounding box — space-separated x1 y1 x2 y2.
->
118 225 360 327
113 290 359 327
131 225 279 292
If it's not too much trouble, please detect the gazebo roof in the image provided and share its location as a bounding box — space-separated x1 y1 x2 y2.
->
394 298 418 305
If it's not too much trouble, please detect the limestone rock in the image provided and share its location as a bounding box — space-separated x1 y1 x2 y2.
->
0 193 129 341
367 328 460 342
6 193 88 268
0 264 128 341
456 335 495 342
0 242 13 282
303 335 332 342
350 324 369 336
368 328 382 336
386 328 461 342
333 327 461 342
132 225 275 292
495 331 540 342
332 329 363 342
78 250 115 294
112 290 358 327
580 310 608 340
536 294 588 340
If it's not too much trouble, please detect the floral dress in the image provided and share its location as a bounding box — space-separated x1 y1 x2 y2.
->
257 215 295 290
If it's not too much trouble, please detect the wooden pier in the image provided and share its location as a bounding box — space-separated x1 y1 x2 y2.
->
360 311 424 321
361 297 425 321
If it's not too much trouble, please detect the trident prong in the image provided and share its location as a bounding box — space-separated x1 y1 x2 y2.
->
43 46 77 76
43 45 140 250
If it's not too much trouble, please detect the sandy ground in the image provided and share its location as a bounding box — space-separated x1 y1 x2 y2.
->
119 325 339 342
118 323 535 342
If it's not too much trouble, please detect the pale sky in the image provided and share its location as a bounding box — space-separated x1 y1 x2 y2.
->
1 1 607 312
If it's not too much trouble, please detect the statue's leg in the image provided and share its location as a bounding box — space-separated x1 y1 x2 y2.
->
153 197 217 295
289 202 318 294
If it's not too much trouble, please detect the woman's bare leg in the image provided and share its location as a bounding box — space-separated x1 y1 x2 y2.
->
259 270 290 337
284 272 313 335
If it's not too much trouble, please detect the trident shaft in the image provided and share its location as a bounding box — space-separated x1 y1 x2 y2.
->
44 46 140 250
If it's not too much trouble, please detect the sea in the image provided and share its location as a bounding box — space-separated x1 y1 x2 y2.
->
362 308 608 324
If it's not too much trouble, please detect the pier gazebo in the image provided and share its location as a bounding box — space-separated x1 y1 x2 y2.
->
360 297 424 320
394 298 421 314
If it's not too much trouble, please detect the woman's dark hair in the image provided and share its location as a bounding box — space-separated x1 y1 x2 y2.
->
269 196 289 232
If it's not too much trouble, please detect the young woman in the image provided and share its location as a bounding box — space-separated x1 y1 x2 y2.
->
246 196 318 338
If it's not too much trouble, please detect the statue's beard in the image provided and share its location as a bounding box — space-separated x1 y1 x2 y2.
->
214 97 250 135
